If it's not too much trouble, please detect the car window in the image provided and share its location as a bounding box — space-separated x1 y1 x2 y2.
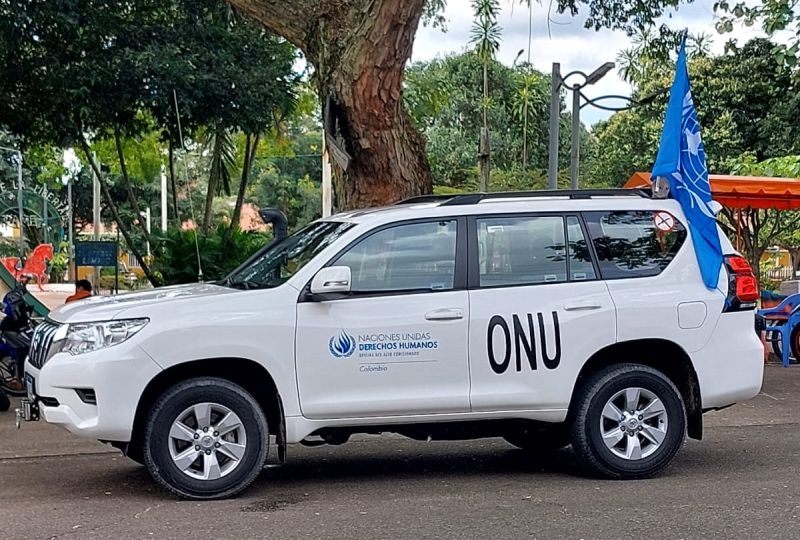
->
335 220 457 293
477 216 568 287
584 210 687 279
224 221 353 290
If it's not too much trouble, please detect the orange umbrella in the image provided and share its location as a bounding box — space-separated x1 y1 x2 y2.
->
625 172 800 210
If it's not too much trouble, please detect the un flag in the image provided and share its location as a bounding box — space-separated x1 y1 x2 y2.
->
651 33 723 289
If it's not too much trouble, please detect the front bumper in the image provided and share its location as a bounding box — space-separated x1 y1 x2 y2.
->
24 342 162 442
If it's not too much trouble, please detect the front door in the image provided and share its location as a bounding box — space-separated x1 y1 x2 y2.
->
468 214 617 412
296 218 470 419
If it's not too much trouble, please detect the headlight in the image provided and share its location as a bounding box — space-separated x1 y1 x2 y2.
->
62 319 149 355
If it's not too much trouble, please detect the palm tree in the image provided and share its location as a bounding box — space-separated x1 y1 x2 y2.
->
470 0 501 191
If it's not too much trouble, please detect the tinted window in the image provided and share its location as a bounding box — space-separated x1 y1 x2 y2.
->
336 220 457 292
585 210 687 279
477 216 567 287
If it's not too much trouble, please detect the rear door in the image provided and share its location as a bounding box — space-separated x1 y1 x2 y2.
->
467 213 617 412
583 209 723 352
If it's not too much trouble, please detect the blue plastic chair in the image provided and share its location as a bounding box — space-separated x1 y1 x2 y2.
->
758 293 800 367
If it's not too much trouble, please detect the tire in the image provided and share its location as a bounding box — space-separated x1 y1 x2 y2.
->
0 389 9 412
0 356 25 397
570 364 686 479
143 377 269 500
503 425 570 454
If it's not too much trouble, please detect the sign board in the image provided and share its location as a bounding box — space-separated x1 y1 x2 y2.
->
74 241 118 267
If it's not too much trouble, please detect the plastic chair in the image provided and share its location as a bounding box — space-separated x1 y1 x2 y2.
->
759 295 800 367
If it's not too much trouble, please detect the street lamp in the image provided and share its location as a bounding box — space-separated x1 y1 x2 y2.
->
547 62 615 190
0 145 24 259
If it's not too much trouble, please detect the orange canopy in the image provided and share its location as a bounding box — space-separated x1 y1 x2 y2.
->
625 172 800 210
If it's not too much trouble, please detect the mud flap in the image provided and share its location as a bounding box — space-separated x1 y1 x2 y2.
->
276 394 287 464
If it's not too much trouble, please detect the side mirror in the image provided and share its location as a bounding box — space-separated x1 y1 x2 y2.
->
310 266 352 295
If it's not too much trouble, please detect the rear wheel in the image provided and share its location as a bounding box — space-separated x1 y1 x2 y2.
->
0 388 9 412
570 364 686 479
143 377 268 500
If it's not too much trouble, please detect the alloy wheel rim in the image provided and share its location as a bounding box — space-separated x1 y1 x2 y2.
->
599 387 668 460
168 402 247 481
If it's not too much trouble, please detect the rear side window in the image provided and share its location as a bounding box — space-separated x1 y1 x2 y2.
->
584 210 687 279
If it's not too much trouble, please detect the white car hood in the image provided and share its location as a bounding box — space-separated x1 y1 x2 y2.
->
48 283 236 323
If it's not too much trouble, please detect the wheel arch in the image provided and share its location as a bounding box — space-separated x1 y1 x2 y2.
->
569 339 703 440
127 357 285 462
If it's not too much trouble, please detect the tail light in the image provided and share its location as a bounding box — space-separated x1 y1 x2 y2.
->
723 255 758 312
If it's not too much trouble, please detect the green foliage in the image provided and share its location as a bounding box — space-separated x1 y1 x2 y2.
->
470 0 502 64
405 52 577 189
152 225 270 285
718 154 800 278
588 38 799 186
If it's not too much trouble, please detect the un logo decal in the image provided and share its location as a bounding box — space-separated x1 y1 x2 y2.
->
329 330 356 358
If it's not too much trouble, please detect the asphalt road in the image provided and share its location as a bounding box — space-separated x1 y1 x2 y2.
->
1 365 799 540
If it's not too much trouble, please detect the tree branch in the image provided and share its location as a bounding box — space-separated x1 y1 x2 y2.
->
114 130 152 245
226 0 312 49
79 136 160 286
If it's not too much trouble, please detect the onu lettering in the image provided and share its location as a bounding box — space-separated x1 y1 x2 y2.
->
487 312 561 374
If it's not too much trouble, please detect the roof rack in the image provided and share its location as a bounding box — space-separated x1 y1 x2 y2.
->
396 188 652 206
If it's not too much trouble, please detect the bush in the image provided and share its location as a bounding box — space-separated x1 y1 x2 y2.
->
152 225 270 285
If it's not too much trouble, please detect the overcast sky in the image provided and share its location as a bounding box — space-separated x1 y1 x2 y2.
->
412 0 766 126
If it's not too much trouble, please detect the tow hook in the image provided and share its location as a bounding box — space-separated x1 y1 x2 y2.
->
15 399 40 429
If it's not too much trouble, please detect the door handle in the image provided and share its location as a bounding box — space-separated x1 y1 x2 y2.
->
564 304 602 312
425 308 464 321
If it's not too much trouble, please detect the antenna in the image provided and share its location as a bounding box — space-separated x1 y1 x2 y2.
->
172 90 204 283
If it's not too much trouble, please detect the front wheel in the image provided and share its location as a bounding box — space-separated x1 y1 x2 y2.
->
143 377 269 500
570 364 686 479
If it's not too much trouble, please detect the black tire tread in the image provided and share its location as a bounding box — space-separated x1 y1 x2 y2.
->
570 363 685 480
142 377 268 500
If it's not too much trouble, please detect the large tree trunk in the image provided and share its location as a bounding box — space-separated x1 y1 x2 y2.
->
228 0 433 210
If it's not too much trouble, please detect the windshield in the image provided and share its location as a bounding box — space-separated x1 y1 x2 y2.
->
223 221 354 290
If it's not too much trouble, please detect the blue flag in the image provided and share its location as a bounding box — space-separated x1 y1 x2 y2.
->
652 34 723 289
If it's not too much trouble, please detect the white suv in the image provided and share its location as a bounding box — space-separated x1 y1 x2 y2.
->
20 189 764 499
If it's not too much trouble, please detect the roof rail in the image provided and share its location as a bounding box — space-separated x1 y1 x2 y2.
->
396 189 652 206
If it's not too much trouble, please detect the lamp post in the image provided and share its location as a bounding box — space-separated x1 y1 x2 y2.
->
547 62 615 189
0 145 24 259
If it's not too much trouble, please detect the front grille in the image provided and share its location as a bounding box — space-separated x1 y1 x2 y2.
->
28 320 60 369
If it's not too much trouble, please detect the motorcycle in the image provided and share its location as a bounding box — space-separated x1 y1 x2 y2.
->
0 322 35 397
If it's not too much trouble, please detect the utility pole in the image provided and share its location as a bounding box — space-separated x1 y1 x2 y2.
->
67 178 73 281
322 137 332 218
43 184 48 244
92 155 101 287
570 83 581 190
547 63 561 190
160 165 167 232
141 208 151 258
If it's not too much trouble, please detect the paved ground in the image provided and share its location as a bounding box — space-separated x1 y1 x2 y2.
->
1 365 799 540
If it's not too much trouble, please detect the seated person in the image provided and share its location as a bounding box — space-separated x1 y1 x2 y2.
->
66 279 93 304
